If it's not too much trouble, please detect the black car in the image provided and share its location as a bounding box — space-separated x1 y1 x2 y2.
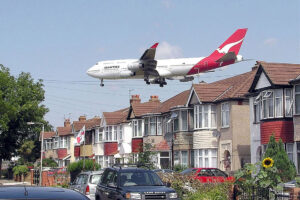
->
0 186 89 199
96 165 179 200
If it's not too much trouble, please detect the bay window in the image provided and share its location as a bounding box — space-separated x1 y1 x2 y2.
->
104 126 118 141
59 136 67 148
150 117 156 135
295 85 300 114
144 118 149 136
119 125 122 140
275 90 283 117
53 137 59 149
133 120 143 137
194 105 217 129
157 117 162 135
173 111 179 132
286 143 294 162
95 128 103 143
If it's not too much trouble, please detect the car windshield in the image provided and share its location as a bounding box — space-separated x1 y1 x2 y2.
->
210 169 228 177
120 171 164 187
90 174 102 184
180 168 197 175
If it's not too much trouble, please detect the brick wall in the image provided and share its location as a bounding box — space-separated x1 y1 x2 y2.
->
57 149 68 159
104 142 118 156
132 138 143 153
261 120 294 144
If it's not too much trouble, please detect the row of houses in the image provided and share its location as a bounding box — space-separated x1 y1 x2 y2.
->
42 61 300 173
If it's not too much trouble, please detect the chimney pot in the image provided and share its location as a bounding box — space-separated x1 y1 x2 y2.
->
79 116 86 121
149 95 160 102
130 94 141 104
64 119 71 127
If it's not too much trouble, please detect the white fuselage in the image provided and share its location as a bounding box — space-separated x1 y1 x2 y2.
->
86 57 204 80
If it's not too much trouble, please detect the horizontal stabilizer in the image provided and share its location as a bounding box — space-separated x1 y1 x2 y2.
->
216 52 236 63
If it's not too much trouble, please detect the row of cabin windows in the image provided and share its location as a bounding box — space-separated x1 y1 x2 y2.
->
253 88 294 122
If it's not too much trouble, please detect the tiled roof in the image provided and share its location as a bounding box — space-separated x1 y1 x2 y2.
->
42 131 56 139
57 126 72 136
192 68 257 102
131 101 161 117
103 109 129 125
259 61 300 85
153 90 190 113
73 117 101 132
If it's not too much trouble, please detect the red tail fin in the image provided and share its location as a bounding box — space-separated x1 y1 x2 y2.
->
209 28 248 58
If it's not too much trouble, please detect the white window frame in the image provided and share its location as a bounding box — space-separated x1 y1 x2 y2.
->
294 86 300 115
194 105 217 129
221 103 230 128
275 89 283 117
119 125 123 140
286 143 294 162
59 136 67 148
104 126 117 142
194 149 217 168
53 137 59 149
133 119 143 138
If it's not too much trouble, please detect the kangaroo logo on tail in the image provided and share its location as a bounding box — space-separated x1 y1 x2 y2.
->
216 38 244 54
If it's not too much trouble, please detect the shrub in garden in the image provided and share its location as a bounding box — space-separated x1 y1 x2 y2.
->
173 164 188 172
67 159 100 182
263 136 296 182
157 172 232 200
42 158 58 168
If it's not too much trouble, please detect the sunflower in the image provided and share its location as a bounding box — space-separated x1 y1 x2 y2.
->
262 157 274 168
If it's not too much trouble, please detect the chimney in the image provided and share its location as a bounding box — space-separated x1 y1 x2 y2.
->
64 119 71 127
79 116 86 121
130 95 141 104
149 95 160 102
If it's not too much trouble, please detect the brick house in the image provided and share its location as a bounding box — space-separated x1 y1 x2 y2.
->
56 119 73 167
100 108 130 167
127 95 161 164
248 62 300 169
43 131 56 160
186 67 256 171
290 75 300 173
73 116 101 161
151 90 191 168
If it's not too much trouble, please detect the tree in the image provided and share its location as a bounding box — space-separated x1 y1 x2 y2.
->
263 135 296 182
0 64 50 176
17 140 35 164
136 143 157 169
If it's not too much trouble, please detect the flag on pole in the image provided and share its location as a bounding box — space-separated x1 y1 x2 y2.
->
74 125 85 145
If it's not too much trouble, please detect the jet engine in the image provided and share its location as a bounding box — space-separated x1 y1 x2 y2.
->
179 76 194 82
128 63 142 71
120 70 136 77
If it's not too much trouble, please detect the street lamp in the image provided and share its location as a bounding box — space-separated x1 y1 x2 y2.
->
168 112 178 170
27 122 44 186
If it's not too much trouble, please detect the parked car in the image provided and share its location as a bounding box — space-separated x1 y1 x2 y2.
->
0 186 89 199
70 170 104 200
95 165 179 200
180 168 234 183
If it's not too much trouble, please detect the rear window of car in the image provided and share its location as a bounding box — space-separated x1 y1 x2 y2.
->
210 169 228 177
180 168 197 175
90 174 102 184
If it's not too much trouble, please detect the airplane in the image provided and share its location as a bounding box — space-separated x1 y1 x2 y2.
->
87 28 248 87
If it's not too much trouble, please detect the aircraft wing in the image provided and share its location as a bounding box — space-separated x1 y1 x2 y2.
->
215 52 237 63
140 43 159 60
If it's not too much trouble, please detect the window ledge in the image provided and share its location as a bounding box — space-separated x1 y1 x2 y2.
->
221 126 230 129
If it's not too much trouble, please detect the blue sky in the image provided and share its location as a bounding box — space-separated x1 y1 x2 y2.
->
1 0 300 128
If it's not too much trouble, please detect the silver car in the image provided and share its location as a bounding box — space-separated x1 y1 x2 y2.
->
70 170 104 200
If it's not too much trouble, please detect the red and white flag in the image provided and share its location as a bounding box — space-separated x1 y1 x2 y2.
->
74 125 85 145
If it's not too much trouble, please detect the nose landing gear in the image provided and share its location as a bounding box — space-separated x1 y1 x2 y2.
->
100 79 104 87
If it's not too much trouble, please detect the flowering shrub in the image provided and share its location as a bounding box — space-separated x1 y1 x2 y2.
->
234 157 282 198
157 172 232 199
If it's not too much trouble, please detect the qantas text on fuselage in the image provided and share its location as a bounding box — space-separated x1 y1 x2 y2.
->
87 28 248 87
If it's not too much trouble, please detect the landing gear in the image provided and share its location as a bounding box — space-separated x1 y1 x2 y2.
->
144 75 150 85
100 79 104 87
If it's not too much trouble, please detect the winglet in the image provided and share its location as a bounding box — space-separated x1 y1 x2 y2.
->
150 43 159 49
